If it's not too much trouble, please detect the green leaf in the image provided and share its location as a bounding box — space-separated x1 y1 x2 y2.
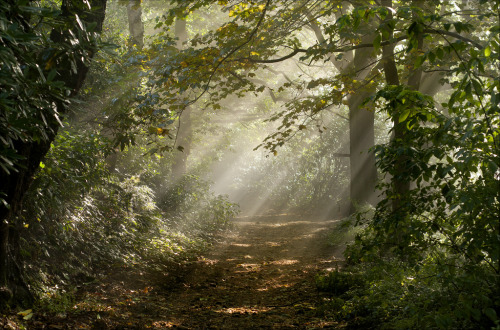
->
414 54 427 68
399 108 411 122
453 22 463 33
488 160 498 173
373 33 382 53
484 46 491 57
428 51 436 63
465 81 472 99
436 47 444 59
471 79 482 96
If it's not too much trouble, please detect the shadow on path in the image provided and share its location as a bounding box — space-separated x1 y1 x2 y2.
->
159 214 344 329
26 214 345 329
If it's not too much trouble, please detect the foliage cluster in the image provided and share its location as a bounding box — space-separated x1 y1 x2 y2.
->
316 2 500 328
0 0 104 181
12 2 240 305
0 1 63 179
20 126 238 303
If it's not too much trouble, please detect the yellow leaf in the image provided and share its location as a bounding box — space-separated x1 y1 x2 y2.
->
484 46 491 57
250 51 259 56
44 55 56 70
18 309 32 317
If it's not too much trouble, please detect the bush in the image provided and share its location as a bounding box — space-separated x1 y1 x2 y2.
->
321 73 499 328
20 129 239 302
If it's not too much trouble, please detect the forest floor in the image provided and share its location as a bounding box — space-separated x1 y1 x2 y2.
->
17 214 346 329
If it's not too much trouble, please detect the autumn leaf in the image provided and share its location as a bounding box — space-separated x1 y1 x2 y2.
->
18 309 33 320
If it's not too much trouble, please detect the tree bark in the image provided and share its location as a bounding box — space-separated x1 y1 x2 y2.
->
381 0 409 217
381 0 425 216
127 0 144 49
307 12 378 213
347 33 379 213
0 0 107 308
171 18 192 179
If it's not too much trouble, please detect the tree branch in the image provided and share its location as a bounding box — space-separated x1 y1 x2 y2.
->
423 28 483 49
239 27 482 66
189 0 272 105
240 36 408 64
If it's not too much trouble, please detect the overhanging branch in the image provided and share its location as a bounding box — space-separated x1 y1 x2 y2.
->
423 28 483 49
238 27 482 65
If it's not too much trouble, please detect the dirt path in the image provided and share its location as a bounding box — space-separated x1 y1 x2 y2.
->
27 214 344 329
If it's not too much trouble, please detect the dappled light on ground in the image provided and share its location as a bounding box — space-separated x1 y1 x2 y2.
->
158 214 343 328
25 214 344 328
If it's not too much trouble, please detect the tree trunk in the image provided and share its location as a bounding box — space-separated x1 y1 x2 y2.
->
381 0 424 216
347 34 378 213
381 0 409 217
308 12 378 214
103 0 144 173
0 0 107 308
127 0 144 49
171 18 192 179
348 88 377 212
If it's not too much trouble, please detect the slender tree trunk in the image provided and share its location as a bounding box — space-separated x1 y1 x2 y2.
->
348 88 377 211
127 0 144 49
308 12 378 213
104 0 144 173
171 18 192 179
0 0 107 308
381 0 409 217
347 34 378 213
308 12 378 214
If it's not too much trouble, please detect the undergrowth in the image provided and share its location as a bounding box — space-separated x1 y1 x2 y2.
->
18 128 239 314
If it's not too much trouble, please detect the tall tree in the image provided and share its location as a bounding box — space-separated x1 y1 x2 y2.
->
347 32 379 211
308 11 378 211
0 0 106 307
146 1 383 212
127 0 144 49
171 18 193 179
141 1 494 221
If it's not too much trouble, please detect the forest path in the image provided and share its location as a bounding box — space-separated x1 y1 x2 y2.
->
160 214 344 329
30 214 344 329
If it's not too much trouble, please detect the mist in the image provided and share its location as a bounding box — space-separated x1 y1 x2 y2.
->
2 0 497 328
